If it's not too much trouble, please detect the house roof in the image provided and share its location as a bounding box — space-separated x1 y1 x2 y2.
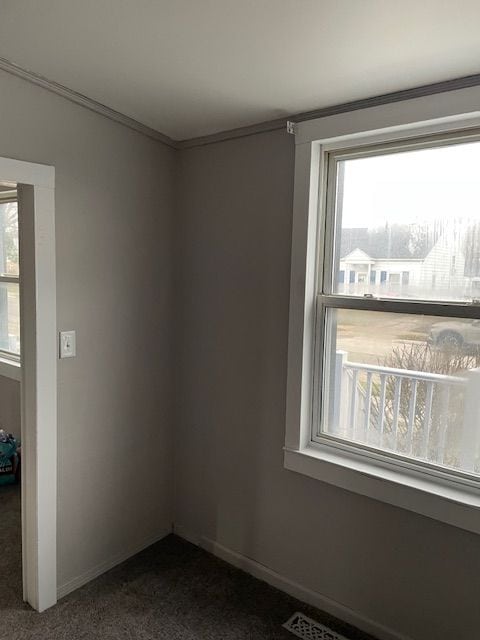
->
342 248 375 263
339 227 434 260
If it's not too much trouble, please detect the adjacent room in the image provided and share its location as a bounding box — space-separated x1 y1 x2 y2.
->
0 2 479 639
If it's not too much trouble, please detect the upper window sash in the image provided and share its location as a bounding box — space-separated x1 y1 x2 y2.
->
319 129 480 308
321 126 480 162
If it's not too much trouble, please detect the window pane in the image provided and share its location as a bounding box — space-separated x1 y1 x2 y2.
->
321 308 480 476
0 283 20 355
333 140 480 301
0 201 18 277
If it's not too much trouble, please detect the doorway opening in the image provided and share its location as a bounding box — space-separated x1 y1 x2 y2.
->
0 185 22 609
0 157 56 612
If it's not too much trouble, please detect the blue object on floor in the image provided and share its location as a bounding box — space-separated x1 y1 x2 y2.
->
0 430 18 486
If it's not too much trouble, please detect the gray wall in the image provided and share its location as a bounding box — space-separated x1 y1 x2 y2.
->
175 129 480 640
0 69 175 589
3 63 479 638
0 375 20 440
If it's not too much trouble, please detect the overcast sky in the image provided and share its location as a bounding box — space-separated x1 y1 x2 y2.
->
340 139 480 229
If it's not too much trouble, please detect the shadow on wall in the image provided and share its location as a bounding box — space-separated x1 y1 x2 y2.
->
176 130 295 560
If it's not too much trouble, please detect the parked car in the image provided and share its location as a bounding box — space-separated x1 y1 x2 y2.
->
429 319 480 349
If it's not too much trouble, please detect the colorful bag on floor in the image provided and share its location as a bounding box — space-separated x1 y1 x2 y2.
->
0 429 18 485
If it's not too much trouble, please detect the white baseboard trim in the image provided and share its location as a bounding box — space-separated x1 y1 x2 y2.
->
57 527 172 599
173 524 413 640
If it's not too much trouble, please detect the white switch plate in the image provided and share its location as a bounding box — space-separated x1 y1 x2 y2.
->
59 331 76 358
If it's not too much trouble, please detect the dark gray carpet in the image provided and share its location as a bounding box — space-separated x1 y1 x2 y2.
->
1 487 376 639
0 483 23 612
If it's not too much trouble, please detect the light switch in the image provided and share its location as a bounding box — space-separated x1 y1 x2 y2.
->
59 331 76 358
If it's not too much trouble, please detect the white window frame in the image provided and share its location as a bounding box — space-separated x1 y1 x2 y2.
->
285 84 480 535
0 191 21 378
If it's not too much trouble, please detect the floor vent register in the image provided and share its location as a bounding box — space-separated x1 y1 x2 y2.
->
283 612 350 640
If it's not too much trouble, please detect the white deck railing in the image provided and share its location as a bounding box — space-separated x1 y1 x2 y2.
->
330 351 480 472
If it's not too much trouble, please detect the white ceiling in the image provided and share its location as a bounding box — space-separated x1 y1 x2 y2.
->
1 1 480 141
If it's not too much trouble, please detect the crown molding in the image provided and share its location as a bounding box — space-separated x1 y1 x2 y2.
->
176 118 286 149
179 72 480 149
0 56 177 149
2 53 480 152
291 72 480 124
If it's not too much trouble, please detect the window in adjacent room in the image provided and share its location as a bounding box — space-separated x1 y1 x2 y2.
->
0 189 19 360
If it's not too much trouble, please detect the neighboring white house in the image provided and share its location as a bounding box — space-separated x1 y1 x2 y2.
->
338 223 480 300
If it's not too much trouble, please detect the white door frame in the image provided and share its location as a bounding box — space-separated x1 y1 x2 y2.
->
0 156 57 611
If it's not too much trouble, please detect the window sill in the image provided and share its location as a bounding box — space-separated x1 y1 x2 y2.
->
0 357 21 381
284 444 480 535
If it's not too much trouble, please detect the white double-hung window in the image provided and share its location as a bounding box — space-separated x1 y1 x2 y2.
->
0 189 19 362
285 86 480 533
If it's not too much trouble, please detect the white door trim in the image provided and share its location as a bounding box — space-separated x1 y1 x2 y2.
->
0 155 57 612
